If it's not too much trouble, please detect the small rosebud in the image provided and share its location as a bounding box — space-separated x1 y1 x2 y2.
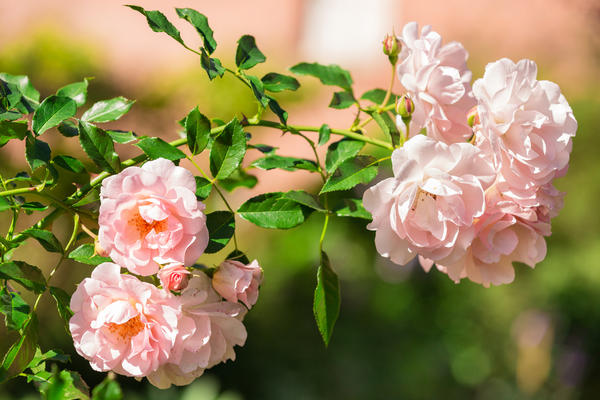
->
382 34 400 64
396 94 415 119
158 264 190 292
467 106 480 128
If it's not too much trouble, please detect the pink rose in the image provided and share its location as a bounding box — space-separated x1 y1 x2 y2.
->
436 188 549 287
147 274 247 388
363 135 495 265
212 259 263 308
158 264 190 292
473 58 577 191
69 263 194 377
98 158 209 276
396 22 476 144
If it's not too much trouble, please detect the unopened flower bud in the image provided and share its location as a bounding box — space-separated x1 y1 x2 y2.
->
158 264 190 292
382 34 400 64
396 95 415 119
467 106 480 128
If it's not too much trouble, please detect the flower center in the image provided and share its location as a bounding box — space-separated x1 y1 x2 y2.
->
129 211 168 239
107 315 145 341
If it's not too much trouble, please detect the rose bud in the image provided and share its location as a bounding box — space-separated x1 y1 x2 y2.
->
396 94 415 119
212 259 263 309
158 264 190 292
382 34 400 64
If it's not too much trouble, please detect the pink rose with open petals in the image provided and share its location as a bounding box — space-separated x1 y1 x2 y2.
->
473 58 577 191
363 135 495 265
99 158 209 276
212 259 263 308
147 274 247 389
69 263 194 378
158 264 190 292
396 22 475 144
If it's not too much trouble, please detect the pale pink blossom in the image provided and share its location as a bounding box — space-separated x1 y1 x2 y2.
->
440 212 547 287
69 263 193 378
98 158 209 276
147 274 247 388
396 22 475 144
158 264 190 292
363 135 495 266
212 259 263 308
436 188 548 287
472 58 577 191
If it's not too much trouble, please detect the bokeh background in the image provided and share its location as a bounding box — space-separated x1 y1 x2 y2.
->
1 0 599 399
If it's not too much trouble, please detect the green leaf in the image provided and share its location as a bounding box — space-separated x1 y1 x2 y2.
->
27 349 70 370
283 190 325 211
56 79 89 107
72 188 100 207
0 197 10 212
106 130 136 143
185 106 211 155
209 118 246 180
248 143 276 154
32 96 77 135
92 375 122 400
261 73 300 92
334 198 371 219
266 96 288 124
205 211 235 254
40 368 90 400
238 192 310 229
0 261 46 294
81 97 134 123
25 136 51 171
313 251 340 347
369 110 399 146
329 91 356 109
0 73 40 111
68 244 111 265
290 62 353 91
78 121 120 173
360 88 398 106
49 287 73 331
126 5 185 46
195 176 212 200
0 120 28 147
318 124 330 146
175 8 216 54
320 156 378 194
0 287 30 331
252 155 318 172
0 313 38 382
246 75 270 107
57 120 79 137
235 35 266 70
218 168 257 192
136 137 186 161
53 155 86 173
325 138 364 173
200 49 226 80
20 229 63 253
20 202 48 212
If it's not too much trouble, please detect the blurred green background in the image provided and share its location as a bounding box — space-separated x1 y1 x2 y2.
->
1 3 600 399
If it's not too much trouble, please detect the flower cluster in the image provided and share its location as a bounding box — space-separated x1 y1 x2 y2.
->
69 159 263 388
364 23 576 287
